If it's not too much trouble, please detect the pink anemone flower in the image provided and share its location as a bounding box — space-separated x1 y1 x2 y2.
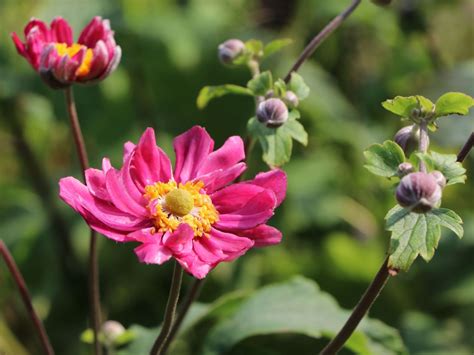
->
59 126 287 278
11 16 121 88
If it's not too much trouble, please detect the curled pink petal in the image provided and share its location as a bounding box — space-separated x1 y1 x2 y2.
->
237 224 282 247
248 169 287 207
135 243 172 265
162 224 194 256
50 17 73 44
198 136 245 176
200 163 246 194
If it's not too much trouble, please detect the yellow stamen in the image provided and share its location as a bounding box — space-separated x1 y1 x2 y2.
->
54 43 94 77
144 180 219 237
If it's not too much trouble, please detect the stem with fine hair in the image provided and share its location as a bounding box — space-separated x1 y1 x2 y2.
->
418 120 429 173
150 262 184 355
0 240 55 355
284 0 362 83
64 87 102 355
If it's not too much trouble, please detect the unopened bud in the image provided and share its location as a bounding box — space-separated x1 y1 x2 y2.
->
256 98 289 127
396 172 442 213
397 162 414 177
430 170 446 188
394 124 428 155
101 320 125 344
218 39 245 64
284 91 299 108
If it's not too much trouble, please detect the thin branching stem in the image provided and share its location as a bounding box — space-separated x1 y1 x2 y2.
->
64 87 102 355
0 240 55 355
457 132 474 163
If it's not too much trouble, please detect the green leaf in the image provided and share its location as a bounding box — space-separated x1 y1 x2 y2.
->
282 117 308 146
363 140 406 177
263 38 293 59
247 71 273 96
245 39 264 57
196 85 253 109
385 206 463 271
416 151 467 185
288 73 310 100
435 92 474 117
273 78 287 97
248 117 293 167
382 95 434 118
202 277 405 355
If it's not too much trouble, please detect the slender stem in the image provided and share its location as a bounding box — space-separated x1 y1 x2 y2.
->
418 121 429 173
160 278 204 354
284 0 361 83
457 132 474 163
64 87 102 355
0 240 55 355
150 262 184 355
320 257 391 354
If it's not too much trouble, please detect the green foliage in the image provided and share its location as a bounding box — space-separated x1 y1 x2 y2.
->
385 206 463 271
288 73 310 100
247 71 273 96
363 140 406 177
435 92 474 117
248 112 307 167
262 39 293 59
381 96 433 119
202 277 406 355
416 151 467 185
196 85 253 109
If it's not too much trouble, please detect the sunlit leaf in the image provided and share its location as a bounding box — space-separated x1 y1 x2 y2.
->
363 140 406 177
247 71 273 96
263 38 293 59
196 85 253 109
288 73 310 100
435 92 474 117
416 151 467 185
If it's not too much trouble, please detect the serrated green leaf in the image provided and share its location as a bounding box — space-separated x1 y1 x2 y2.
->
247 71 273 96
202 277 405 355
263 38 292 59
196 85 253 109
382 95 434 118
282 118 308 146
416 151 467 185
288 72 310 100
248 117 293 167
435 92 474 117
363 140 406 177
385 206 463 271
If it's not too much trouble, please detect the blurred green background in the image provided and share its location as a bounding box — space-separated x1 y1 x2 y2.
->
0 0 473 354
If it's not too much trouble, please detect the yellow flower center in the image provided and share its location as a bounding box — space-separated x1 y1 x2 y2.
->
144 180 219 237
54 43 94 77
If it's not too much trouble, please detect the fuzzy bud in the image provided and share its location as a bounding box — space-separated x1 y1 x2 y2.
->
396 172 442 213
397 162 414 177
394 124 428 155
430 170 446 189
218 39 245 64
101 320 125 344
256 98 289 127
284 91 299 108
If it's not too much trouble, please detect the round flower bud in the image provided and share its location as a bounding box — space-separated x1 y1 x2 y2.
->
284 91 299 108
218 39 245 64
256 98 289 127
430 170 446 189
101 320 125 344
394 125 428 155
396 172 442 213
397 162 414 177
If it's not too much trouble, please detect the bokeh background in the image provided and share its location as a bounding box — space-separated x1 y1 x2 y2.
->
0 0 473 354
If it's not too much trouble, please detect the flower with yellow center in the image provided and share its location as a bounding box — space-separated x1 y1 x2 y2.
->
54 43 94 77
144 180 219 237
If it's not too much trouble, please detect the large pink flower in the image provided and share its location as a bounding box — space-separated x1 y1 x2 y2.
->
59 127 286 278
12 16 121 88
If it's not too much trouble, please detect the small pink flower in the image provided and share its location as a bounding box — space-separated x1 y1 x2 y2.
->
11 16 121 88
59 126 287 278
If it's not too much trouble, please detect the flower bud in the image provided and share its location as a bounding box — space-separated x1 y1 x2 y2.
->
101 320 125 344
397 162 414 177
430 170 446 189
396 172 442 213
283 91 299 108
218 39 245 64
394 124 428 155
256 98 289 127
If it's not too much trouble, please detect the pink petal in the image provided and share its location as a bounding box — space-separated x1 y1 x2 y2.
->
237 224 282 247
127 228 162 243
78 16 107 47
24 19 50 40
50 17 73 45
59 177 149 232
198 136 245 176
206 228 254 261
11 32 26 56
85 168 110 201
130 128 172 190
200 163 246 194
134 243 172 265
80 209 132 242
249 169 287 207
105 168 147 217
79 40 108 81
173 126 214 183
175 253 212 279
214 189 276 231
162 224 194 256
26 27 50 69
123 141 136 163
211 183 270 213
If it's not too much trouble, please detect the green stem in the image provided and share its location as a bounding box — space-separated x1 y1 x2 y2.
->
150 262 184 355
64 87 102 355
418 120 429 173
0 240 55 355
